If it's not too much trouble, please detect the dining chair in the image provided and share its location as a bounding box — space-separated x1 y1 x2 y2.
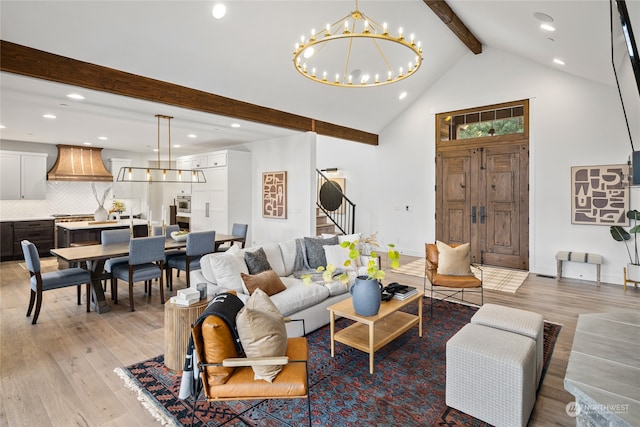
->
153 224 183 285
101 229 131 296
166 230 216 290
111 235 166 311
215 223 248 252
21 240 92 324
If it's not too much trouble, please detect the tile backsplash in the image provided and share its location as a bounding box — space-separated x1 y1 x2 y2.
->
0 181 143 219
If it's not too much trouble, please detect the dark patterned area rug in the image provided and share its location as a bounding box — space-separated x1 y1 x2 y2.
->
115 300 561 426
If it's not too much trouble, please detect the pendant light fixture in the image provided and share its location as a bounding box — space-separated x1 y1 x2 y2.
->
293 0 422 87
116 115 206 183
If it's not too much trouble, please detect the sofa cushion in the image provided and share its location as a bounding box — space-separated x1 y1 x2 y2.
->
269 279 330 317
277 240 298 276
323 244 355 270
207 245 249 293
236 289 287 382
304 236 339 268
241 270 286 296
244 247 272 275
259 243 287 277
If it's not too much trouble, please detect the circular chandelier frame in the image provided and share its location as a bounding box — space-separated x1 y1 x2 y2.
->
293 5 423 88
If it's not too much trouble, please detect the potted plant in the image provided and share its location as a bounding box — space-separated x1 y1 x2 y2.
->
610 209 640 281
304 233 400 316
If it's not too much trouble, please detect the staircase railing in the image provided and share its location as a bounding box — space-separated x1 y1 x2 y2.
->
316 169 356 235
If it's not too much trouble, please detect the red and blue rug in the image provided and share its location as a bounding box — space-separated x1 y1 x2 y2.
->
115 300 561 426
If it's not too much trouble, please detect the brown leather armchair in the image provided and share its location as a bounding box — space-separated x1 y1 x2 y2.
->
190 313 310 426
424 242 483 315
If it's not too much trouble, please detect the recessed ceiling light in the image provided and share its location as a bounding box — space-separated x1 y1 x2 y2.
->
231 123 241 128
0 125 5 129
399 91 407 100
533 12 554 23
553 58 566 65
83 142 92 146
540 23 556 32
187 134 197 138
173 144 181 148
98 136 108 140
212 3 226 19
153 148 159 152
43 114 56 119
66 93 85 100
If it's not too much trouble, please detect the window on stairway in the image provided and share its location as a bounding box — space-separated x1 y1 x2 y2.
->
438 101 527 142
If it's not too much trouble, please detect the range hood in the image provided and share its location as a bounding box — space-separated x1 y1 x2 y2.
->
48 144 113 182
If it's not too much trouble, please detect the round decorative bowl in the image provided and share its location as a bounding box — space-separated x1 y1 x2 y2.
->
171 231 189 242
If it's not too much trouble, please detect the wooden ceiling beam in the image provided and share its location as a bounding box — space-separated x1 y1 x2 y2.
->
423 0 482 54
0 40 378 146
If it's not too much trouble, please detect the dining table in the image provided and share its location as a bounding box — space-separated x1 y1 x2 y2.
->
49 233 242 314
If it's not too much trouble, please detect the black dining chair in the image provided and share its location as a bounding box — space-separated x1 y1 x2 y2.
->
111 235 166 311
21 240 92 324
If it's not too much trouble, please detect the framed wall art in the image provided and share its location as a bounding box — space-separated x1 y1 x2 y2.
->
262 171 287 219
571 164 629 225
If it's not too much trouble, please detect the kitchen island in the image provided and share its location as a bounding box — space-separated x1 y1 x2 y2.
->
56 219 150 248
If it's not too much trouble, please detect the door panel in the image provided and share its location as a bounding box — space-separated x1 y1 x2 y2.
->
436 143 528 269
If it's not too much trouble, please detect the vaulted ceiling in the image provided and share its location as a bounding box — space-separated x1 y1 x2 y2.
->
0 0 636 154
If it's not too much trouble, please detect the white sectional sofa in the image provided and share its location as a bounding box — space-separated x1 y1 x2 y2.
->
189 235 363 336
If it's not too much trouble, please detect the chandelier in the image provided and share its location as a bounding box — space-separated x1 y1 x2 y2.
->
293 0 423 87
116 114 206 183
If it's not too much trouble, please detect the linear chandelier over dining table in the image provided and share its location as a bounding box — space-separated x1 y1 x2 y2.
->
116 114 206 183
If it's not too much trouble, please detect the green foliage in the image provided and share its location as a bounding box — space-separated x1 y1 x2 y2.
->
458 117 524 139
610 209 640 264
301 237 401 285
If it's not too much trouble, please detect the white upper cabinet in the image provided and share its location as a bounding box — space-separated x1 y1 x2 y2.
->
0 151 47 200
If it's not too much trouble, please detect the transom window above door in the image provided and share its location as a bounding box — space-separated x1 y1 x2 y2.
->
438 101 527 142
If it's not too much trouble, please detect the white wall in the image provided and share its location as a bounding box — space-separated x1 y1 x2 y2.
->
318 46 635 285
246 132 316 246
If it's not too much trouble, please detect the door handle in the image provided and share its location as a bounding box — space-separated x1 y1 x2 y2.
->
472 206 477 224
205 202 210 218
480 206 486 224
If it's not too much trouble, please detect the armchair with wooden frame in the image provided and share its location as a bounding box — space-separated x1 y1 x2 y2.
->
424 242 483 315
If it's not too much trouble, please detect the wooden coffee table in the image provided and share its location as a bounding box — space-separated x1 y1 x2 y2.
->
327 290 423 374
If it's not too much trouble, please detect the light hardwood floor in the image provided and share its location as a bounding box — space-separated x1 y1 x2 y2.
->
1 255 638 426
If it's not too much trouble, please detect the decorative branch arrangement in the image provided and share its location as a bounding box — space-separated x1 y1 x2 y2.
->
91 183 111 207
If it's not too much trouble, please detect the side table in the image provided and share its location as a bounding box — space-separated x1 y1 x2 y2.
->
164 297 211 371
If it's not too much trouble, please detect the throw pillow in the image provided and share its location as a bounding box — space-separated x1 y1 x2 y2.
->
436 241 472 276
304 235 339 268
236 289 287 382
244 247 272 275
209 245 249 293
240 270 287 296
323 244 355 270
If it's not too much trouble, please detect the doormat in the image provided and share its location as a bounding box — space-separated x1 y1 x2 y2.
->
114 300 560 426
394 259 529 294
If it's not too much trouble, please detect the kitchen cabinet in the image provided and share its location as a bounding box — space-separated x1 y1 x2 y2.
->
1 222 14 258
0 151 47 200
175 158 193 195
2 219 55 260
190 150 251 235
56 221 148 248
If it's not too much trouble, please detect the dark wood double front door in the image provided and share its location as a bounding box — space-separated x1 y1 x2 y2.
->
436 142 529 270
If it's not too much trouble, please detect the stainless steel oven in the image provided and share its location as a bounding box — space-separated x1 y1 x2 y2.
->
176 195 191 213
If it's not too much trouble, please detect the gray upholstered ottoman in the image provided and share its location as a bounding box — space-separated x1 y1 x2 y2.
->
470 303 544 385
446 323 537 427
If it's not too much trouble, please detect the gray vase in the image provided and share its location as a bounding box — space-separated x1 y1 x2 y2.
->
349 276 383 316
94 205 108 221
